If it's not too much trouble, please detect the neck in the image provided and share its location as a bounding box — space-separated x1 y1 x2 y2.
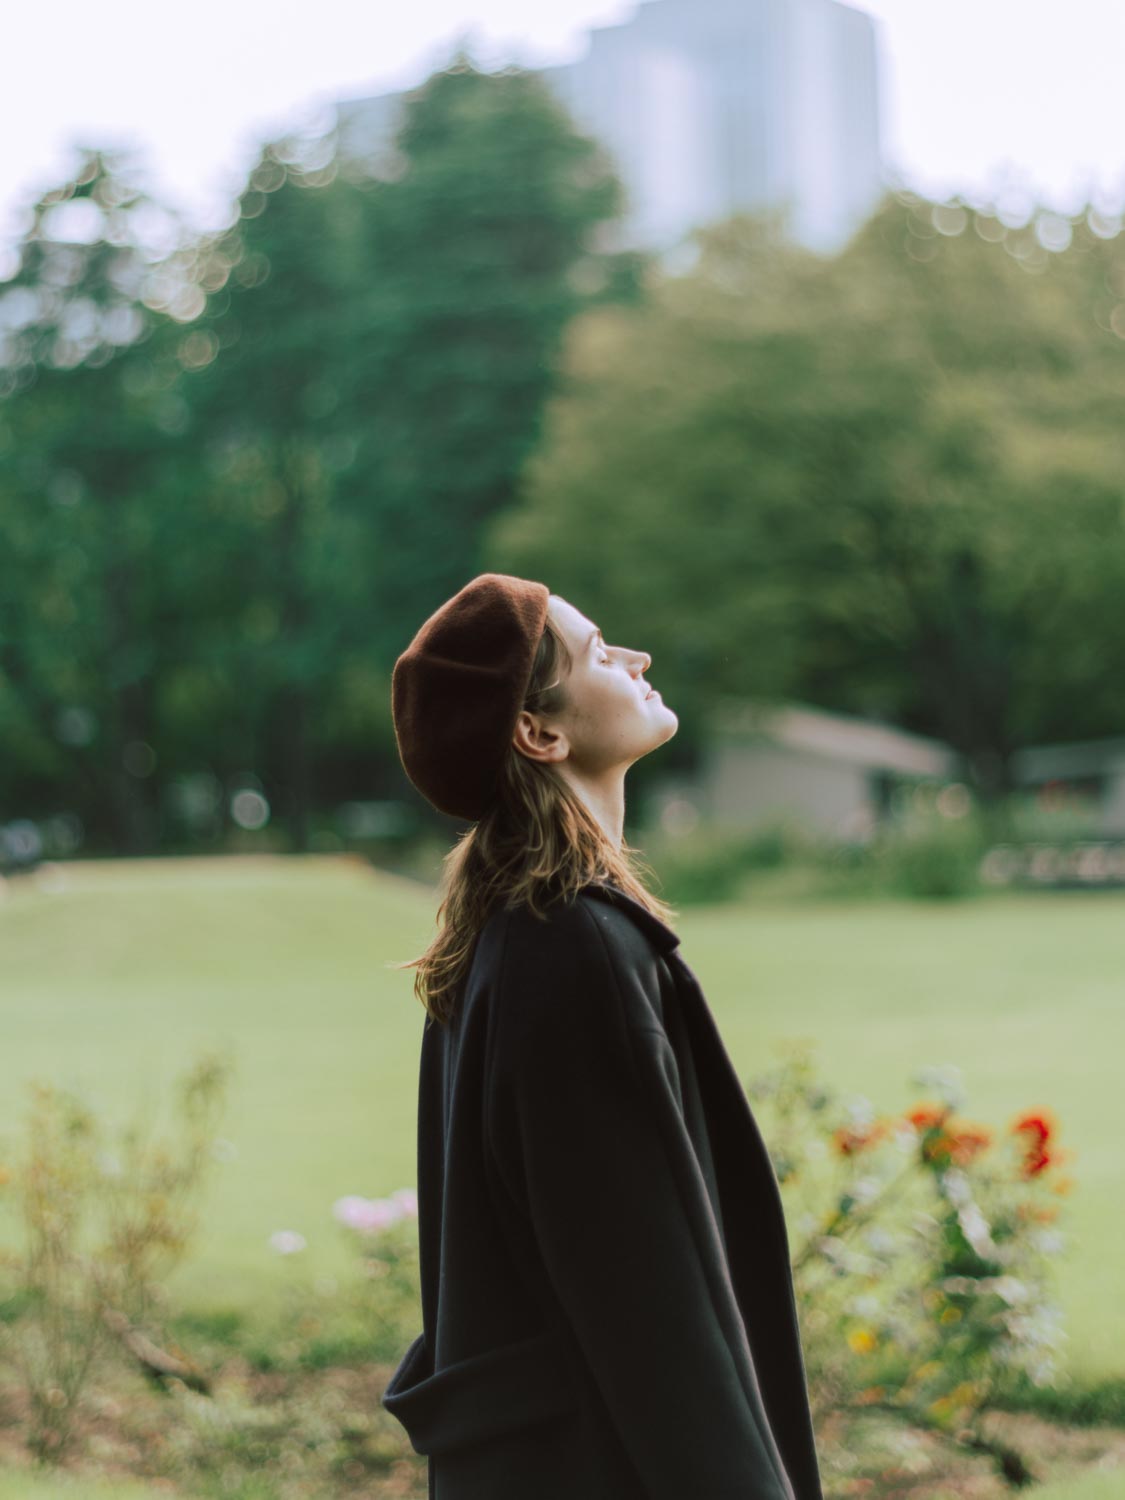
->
558 765 627 853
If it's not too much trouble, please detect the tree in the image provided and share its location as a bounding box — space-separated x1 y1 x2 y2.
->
0 149 212 851
185 55 641 848
489 192 1125 799
345 54 644 662
183 133 386 852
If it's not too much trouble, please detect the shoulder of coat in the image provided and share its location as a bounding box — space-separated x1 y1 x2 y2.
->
493 889 596 941
481 887 669 979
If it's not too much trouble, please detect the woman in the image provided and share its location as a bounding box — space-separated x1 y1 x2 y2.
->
382 572 824 1500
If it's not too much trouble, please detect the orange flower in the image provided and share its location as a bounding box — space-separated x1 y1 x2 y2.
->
906 1102 948 1133
917 1117 990 1167
921 1132 953 1165
945 1123 992 1166
833 1118 890 1156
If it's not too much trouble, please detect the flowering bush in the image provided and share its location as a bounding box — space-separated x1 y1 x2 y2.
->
328 1188 421 1362
251 1187 421 1372
747 1045 1075 1487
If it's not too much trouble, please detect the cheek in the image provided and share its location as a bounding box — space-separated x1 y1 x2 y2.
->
578 673 639 730
576 679 620 729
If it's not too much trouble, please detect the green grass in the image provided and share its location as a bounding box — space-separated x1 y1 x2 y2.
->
1011 1471 1125 1500
0 856 1120 1382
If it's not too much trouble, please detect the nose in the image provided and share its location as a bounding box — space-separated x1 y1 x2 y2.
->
633 650 652 677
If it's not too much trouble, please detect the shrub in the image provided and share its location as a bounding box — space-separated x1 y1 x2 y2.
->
0 1052 233 1461
748 1044 1075 1488
245 1187 422 1374
644 818 809 906
873 807 991 898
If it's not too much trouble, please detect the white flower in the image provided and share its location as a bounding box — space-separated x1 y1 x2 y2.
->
957 1201 998 1258
911 1063 965 1110
841 1094 876 1127
940 1166 971 1205
991 1276 1030 1306
852 1174 883 1205
1031 1228 1066 1256
268 1230 307 1255
847 1293 882 1320
864 1227 899 1256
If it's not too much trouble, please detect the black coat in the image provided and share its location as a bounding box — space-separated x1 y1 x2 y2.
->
382 878 825 1500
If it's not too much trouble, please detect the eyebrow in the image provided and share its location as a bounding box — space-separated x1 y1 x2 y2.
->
584 628 603 650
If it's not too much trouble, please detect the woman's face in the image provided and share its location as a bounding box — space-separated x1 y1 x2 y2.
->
514 595 678 775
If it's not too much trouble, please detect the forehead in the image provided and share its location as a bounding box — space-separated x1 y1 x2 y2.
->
549 596 598 649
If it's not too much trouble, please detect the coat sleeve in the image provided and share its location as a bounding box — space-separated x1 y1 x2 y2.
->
486 900 794 1500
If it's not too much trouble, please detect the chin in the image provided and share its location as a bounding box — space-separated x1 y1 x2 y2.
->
654 706 679 740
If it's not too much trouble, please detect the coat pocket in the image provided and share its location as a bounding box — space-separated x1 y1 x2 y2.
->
381 1327 583 1457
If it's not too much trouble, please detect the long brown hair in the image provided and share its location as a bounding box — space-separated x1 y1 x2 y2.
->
391 604 678 1026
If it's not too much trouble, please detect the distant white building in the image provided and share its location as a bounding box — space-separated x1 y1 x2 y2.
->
1009 736 1125 838
336 0 886 257
647 699 963 843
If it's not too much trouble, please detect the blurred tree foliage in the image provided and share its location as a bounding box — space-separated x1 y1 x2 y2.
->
0 150 208 850
343 54 644 654
182 137 387 853
489 194 1125 798
3 71 1125 853
181 57 638 849
0 59 637 851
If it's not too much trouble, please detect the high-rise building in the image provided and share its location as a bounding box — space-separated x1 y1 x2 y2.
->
336 0 885 257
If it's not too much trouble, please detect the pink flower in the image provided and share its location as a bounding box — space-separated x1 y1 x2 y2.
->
391 1187 418 1217
332 1194 404 1234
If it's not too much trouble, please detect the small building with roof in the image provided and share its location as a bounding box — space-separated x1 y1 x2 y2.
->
645 698 964 842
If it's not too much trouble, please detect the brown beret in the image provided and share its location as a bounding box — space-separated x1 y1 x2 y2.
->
391 573 551 821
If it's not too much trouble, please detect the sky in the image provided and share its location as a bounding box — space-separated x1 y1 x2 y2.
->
2 0 1124 244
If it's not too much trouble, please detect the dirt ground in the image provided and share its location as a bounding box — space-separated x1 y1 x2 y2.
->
1 1362 1124 1499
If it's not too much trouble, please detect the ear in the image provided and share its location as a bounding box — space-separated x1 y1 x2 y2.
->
512 709 568 764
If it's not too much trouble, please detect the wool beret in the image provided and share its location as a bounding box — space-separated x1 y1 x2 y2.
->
391 572 552 821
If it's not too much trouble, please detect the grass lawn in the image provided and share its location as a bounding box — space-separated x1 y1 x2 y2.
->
1029 1474 1125 1500
0 854 1120 1383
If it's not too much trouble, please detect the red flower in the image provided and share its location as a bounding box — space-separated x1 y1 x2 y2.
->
1011 1108 1061 1178
1020 1145 1052 1178
1010 1109 1056 1144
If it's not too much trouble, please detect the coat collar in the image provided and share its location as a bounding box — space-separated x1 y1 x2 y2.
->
580 879 682 955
